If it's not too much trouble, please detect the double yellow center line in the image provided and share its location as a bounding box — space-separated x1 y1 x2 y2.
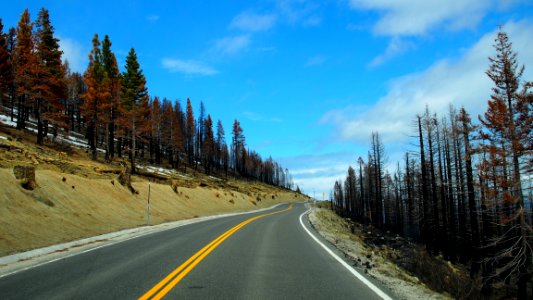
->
139 204 293 300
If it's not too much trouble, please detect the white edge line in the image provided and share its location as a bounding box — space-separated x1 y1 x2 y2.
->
0 202 294 279
299 208 393 300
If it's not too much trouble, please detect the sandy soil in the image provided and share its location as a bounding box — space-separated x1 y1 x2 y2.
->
309 207 452 300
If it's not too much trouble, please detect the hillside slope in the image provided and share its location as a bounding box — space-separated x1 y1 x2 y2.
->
0 124 305 257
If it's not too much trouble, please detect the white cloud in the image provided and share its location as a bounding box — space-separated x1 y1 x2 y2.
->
369 37 415 67
230 12 277 32
161 58 218 75
58 37 85 73
321 20 533 144
305 54 327 67
280 152 356 197
213 35 251 55
348 0 495 36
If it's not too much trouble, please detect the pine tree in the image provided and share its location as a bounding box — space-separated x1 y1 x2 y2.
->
118 47 150 173
34 8 66 144
479 29 532 298
82 34 108 160
202 115 214 174
0 19 13 110
216 119 225 170
185 98 195 167
101 35 121 159
172 100 185 170
14 9 38 130
6 27 16 121
231 119 245 175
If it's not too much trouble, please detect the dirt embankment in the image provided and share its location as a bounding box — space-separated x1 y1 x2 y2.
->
0 128 305 257
309 206 453 300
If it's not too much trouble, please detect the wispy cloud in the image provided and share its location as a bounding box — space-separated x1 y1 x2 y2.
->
161 58 218 75
369 37 415 67
58 37 85 73
243 111 282 123
279 152 356 196
348 0 496 36
213 35 251 55
320 20 533 144
146 14 160 23
305 54 327 67
277 0 322 27
230 11 277 32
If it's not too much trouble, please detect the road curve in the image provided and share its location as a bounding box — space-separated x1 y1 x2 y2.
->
0 202 394 299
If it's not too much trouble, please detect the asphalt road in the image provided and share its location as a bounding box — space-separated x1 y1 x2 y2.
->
0 202 393 299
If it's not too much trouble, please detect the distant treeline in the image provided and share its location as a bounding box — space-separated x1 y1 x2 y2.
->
0 8 294 189
331 30 532 298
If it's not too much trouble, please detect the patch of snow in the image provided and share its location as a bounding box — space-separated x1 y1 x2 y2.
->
0 115 17 127
0 135 7 140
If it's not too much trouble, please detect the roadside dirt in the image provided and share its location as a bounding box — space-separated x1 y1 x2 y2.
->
309 206 453 300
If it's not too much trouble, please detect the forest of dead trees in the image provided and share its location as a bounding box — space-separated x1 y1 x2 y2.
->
0 8 294 190
331 30 532 298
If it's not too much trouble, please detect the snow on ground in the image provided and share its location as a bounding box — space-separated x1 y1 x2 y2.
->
0 115 17 127
0 135 8 140
137 164 192 179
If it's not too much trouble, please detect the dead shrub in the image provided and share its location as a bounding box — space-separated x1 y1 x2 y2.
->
14 165 37 190
171 180 179 193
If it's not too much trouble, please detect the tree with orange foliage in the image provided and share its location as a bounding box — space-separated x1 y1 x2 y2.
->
82 34 110 160
101 35 121 159
479 29 532 299
0 19 13 110
14 9 38 130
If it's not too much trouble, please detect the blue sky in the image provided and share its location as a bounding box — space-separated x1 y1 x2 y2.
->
3 0 533 197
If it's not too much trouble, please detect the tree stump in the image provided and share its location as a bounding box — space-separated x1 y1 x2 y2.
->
13 165 37 190
118 160 135 194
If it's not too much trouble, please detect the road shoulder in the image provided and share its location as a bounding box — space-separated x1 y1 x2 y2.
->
306 206 452 300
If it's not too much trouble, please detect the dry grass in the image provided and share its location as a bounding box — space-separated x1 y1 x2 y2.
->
0 125 306 257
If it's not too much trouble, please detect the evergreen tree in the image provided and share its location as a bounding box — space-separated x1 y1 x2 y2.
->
14 9 38 130
479 29 532 298
0 19 13 110
34 8 66 144
118 47 150 173
185 98 195 167
216 119 225 170
202 115 214 174
101 35 121 159
231 119 245 175
82 34 108 160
